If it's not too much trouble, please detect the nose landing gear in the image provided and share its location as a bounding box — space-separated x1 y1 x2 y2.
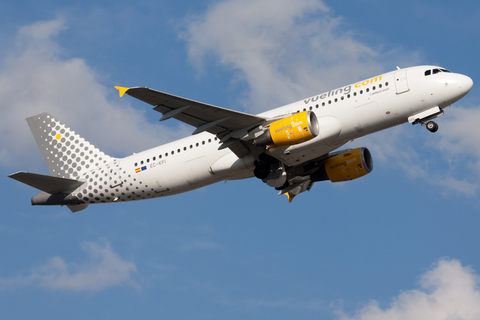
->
426 121 439 133
408 106 443 134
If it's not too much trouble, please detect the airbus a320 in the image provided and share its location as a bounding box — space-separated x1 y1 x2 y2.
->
9 66 473 212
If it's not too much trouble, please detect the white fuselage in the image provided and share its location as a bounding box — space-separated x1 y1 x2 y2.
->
72 66 473 205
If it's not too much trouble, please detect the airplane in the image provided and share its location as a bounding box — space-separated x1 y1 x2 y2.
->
8 65 473 212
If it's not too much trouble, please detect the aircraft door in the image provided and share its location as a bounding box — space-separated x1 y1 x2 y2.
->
109 161 123 188
154 176 169 193
394 69 410 94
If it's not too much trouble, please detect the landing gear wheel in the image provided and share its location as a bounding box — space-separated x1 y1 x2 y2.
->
426 121 438 133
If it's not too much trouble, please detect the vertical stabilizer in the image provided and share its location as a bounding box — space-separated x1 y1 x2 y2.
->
26 113 113 179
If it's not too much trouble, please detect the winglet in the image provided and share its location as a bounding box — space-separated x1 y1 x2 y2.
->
285 192 295 203
114 86 130 97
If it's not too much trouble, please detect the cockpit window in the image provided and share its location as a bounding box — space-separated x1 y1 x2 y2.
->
425 68 451 76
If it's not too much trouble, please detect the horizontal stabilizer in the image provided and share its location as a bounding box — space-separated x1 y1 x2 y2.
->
9 172 85 194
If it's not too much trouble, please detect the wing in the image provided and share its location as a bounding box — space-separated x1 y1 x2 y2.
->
116 87 266 157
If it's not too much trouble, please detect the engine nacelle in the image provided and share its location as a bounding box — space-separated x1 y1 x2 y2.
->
311 147 373 182
254 111 319 147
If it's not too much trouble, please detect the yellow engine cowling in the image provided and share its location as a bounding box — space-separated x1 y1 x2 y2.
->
324 148 373 182
311 148 373 182
254 111 319 147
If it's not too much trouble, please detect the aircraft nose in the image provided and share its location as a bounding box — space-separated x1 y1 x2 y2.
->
462 75 474 93
458 74 473 96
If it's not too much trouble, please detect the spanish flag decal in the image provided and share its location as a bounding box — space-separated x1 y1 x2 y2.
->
135 168 141 173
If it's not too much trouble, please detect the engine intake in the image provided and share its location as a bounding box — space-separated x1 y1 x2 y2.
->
254 111 319 147
311 147 373 182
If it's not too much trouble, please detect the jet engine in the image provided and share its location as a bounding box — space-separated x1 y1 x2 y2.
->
254 111 319 147
311 147 373 182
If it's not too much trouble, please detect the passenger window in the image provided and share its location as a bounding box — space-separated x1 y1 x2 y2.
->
147 159 150 163
425 70 431 76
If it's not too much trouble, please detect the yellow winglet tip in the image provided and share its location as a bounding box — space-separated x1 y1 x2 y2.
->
114 86 130 97
285 192 295 203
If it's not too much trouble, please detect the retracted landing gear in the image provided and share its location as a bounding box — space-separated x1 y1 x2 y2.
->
254 153 276 180
426 121 439 133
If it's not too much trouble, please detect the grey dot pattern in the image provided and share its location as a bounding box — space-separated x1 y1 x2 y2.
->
28 113 171 206
30 114 112 179
74 164 162 204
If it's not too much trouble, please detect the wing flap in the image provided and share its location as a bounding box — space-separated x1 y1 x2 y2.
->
278 179 314 203
9 172 85 194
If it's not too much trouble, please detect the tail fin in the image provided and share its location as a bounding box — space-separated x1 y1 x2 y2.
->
26 113 113 179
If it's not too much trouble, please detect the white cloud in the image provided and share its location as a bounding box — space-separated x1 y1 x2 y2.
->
183 0 416 112
335 258 480 320
0 240 138 292
355 109 480 196
182 0 480 196
0 18 189 167
435 107 480 170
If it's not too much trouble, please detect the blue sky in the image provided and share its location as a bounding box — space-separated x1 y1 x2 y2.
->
1 1 480 319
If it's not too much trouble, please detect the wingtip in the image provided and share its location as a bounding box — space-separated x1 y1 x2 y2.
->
114 86 130 97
